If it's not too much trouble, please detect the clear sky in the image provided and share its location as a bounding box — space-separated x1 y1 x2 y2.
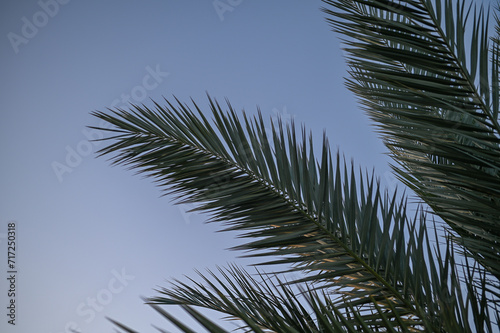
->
0 0 491 332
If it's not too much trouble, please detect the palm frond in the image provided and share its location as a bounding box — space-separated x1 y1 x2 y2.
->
110 265 384 333
92 96 488 331
321 0 500 286
149 264 440 333
151 265 334 332
112 255 495 332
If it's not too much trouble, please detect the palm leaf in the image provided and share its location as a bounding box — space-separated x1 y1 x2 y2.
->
110 265 388 333
92 96 490 331
321 0 500 286
151 265 334 332
149 264 432 333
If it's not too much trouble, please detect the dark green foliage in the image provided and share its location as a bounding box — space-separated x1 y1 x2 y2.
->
93 0 500 331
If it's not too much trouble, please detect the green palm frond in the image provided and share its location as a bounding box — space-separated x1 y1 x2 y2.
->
108 246 495 333
148 264 435 333
321 0 500 285
109 267 332 333
149 265 332 332
109 263 483 333
92 97 491 331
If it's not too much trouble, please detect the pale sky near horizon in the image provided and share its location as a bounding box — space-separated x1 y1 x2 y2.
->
0 0 493 332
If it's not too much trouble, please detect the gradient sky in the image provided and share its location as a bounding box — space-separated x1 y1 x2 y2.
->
0 0 492 332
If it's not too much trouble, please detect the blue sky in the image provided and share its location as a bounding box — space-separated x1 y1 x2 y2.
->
1 0 490 332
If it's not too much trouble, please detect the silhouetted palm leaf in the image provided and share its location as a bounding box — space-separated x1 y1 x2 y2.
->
93 96 495 331
321 0 500 284
94 0 500 331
